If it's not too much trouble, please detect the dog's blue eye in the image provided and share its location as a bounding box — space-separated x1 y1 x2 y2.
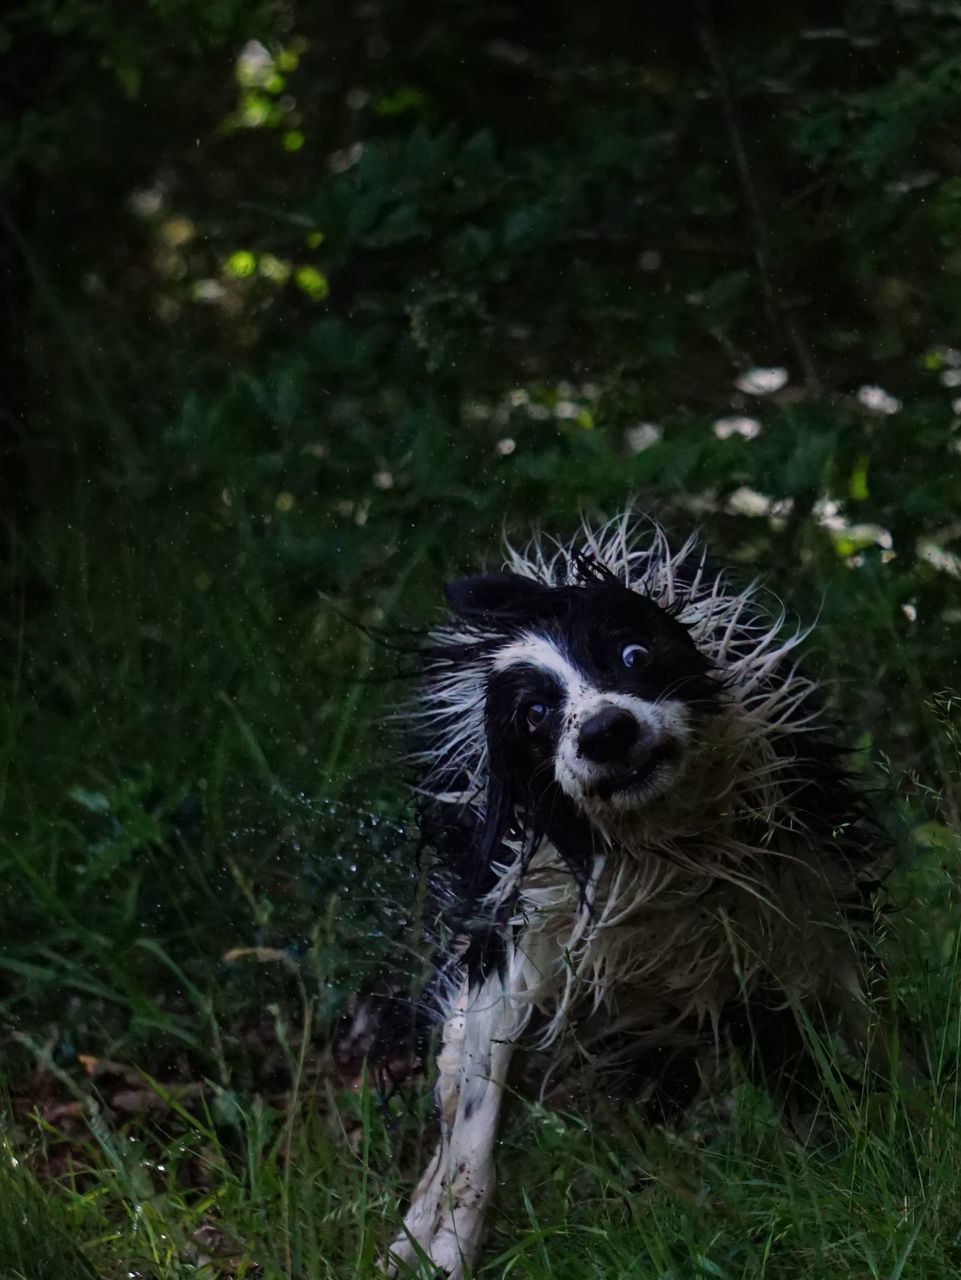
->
525 702 549 730
621 643 652 669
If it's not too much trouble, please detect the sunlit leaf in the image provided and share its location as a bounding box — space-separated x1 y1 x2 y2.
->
294 265 330 299
224 250 257 278
240 92 272 127
849 454 870 500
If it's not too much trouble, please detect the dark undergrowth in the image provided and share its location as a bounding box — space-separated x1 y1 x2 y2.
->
3 1 961 1274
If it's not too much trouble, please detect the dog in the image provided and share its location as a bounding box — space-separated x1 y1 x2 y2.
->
385 513 886 1278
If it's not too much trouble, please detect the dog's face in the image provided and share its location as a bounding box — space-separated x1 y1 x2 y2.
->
445 571 720 818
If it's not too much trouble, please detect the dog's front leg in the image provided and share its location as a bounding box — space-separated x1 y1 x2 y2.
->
387 979 470 1270
388 947 533 1278
423 1011 513 1277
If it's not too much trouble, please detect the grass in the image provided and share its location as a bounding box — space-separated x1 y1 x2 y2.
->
6 957 961 1280
3 486 961 1277
3 320 961 1277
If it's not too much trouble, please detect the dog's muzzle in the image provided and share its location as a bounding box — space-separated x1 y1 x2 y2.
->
574 703 677 802
578 706 644 764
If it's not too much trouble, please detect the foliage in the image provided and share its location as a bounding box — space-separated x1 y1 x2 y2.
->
2 0 961 1273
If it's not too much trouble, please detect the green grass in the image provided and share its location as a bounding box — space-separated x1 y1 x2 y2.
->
3 532 961 1280
4 228 961 1280
0 1146 98 1280
3 463 961 1277
6 954 961 1280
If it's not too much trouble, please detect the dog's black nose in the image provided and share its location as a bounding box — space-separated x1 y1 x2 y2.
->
578 706 640 763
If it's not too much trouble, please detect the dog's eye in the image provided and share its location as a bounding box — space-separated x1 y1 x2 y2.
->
621 643 652 670
524 702 549 731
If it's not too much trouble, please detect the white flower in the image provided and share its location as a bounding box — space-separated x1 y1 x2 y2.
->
713 416 762 441
734 367 788 396
191 279 227 303
725 486 772 518
813 497 841 525
128 187 164 218
856 385 901 415
625 423 663 454
918 541 961 579
845 523 893 550
328 142 364 174
236 39 273 87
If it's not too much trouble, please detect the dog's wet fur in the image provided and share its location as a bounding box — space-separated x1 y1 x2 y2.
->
382 516 887 1278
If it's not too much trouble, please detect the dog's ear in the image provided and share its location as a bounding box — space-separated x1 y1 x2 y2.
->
443 572 545 621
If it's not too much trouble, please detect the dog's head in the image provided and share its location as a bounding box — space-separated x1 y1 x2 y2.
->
442 565 721 823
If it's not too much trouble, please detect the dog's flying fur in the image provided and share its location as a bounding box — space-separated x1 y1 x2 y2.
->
385 513 887 1278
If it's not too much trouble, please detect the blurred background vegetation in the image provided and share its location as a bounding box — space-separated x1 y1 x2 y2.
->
3 1 961 1272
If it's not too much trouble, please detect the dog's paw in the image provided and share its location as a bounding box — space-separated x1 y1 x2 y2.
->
381 1236 463 1280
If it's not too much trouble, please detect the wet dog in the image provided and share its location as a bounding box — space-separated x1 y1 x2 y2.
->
386 514 885 1278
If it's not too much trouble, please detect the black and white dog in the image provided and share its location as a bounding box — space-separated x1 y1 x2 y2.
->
386 514 885 1278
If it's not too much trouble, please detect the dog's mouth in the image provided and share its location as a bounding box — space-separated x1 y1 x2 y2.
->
587 743 678 802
